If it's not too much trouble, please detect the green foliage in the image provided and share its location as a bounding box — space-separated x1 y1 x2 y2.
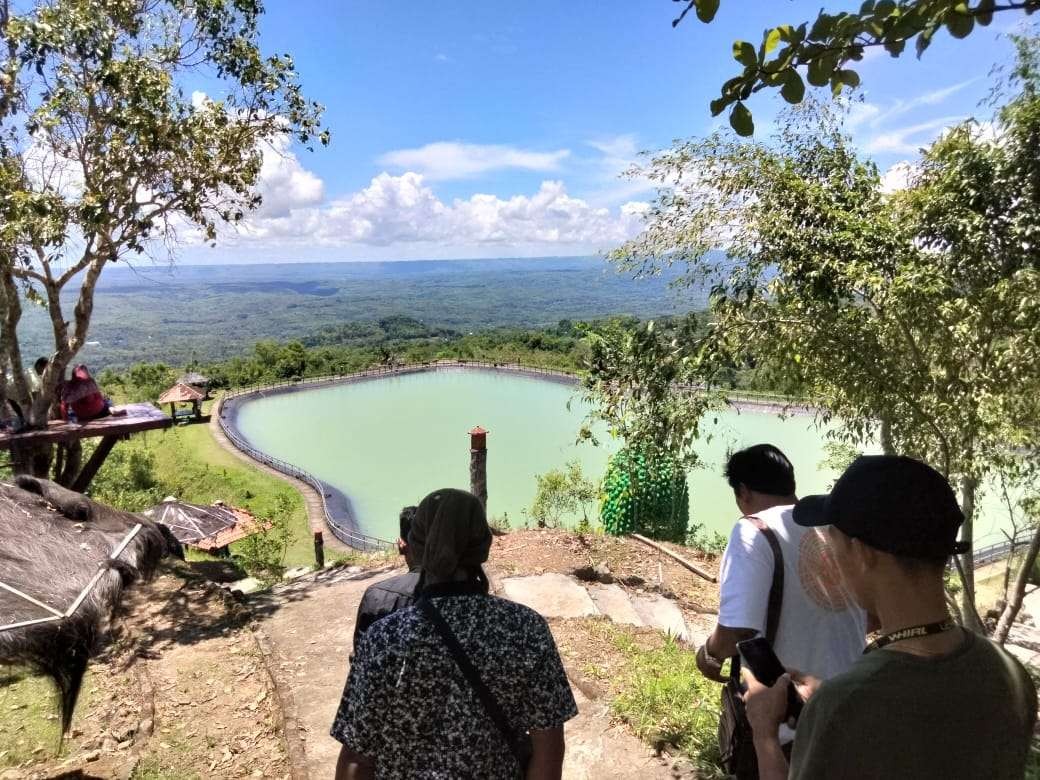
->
88 442 165 511
611 631 723 775
600 447 690 543
671 1 1039 134
686 523 729 557
614 35 1040 626
99 363 178 403
529 460 598 529
818 442 862 488
233 494 294 584
580 315 715 461
0 0 326 426
488 512 512 534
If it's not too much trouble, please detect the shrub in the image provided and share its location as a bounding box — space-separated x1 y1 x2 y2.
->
600 447 689 543
529 461 597 529
686 523 729 558
489 512 512 535
233 494 294 584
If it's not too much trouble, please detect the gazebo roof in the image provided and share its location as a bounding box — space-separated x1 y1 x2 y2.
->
158 382 205 404
142 500 263 550
177 372 209 387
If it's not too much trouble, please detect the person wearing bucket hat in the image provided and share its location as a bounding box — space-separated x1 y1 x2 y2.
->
743 456 1037 780
331 489 577 779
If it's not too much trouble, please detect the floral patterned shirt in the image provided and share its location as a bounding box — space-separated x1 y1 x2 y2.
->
331 582 578 779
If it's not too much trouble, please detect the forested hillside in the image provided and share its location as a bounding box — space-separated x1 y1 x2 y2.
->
18 257 701 370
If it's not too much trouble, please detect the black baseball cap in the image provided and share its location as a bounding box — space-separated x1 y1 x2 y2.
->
793 455 968 559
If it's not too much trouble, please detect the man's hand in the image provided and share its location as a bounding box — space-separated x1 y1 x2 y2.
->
788 669 821 704
696 644 727 683
743 670 791 735
744 668 821 732
334 745 374 780
742 670 793 780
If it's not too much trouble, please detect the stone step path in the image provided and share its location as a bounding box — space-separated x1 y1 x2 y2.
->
250 566 704 780
499 573 696 642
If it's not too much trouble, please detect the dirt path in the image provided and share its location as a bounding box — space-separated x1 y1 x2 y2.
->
6 565 292 780
251 558 697 779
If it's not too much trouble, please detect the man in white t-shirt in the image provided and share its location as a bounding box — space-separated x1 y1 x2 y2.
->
696 444 867 743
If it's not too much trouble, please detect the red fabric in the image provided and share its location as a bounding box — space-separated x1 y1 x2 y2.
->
61 365 106 421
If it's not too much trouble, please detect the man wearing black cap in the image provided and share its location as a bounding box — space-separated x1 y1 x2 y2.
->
744 455 1037 780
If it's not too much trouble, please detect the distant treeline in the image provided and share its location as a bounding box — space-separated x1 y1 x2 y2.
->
99 314 787 404
99 317 593 402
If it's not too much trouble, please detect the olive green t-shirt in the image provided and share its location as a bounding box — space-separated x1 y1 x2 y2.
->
790 629 1037 780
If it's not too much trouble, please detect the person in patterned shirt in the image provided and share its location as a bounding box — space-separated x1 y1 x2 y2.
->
331 488 577 780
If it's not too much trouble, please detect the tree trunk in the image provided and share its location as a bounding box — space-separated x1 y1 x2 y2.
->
958 476 984 633
880 417 895 456
54 440 82 488
994 524 1040 645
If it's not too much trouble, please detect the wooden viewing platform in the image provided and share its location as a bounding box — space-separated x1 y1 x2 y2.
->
0 403 170 449
0 403 172 492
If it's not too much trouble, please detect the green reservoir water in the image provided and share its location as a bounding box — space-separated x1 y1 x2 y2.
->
233 369 1013 546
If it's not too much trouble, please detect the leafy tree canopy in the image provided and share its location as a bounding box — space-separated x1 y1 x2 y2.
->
0 0 327 433
613 32 1040 623
671 0 1038 135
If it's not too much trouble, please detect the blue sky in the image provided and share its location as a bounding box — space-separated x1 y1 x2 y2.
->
182 1 1033 264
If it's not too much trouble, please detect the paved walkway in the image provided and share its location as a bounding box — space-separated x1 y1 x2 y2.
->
208 397 352 554
249 566 699 779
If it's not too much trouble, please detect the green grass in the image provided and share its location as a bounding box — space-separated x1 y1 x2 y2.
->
610 629 724 776
0 667 73 767
92 420 314 569
131 756 202 780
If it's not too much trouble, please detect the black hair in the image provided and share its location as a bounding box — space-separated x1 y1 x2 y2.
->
399 505 417 541
33 357 49 375
725 444 796 497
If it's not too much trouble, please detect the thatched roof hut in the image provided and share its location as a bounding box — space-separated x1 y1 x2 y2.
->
0 476 178 730
158 382 205 422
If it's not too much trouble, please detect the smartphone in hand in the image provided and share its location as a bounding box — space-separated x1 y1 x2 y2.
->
736 637 804 722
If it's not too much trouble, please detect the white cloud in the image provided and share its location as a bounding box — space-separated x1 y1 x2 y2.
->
254 134 325 218
854 79 977 130
864 116 965 154
377 142 570 181
581 134 657 205
215 172 647 254
587 134 639 161
434 53 450 62
880 161 916 194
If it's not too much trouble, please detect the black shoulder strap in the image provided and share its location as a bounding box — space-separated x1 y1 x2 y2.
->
729 515 785 682
746 515 785 644
417 597 527 764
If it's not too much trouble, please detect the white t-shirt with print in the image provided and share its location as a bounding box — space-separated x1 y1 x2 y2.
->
718 504 867 736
